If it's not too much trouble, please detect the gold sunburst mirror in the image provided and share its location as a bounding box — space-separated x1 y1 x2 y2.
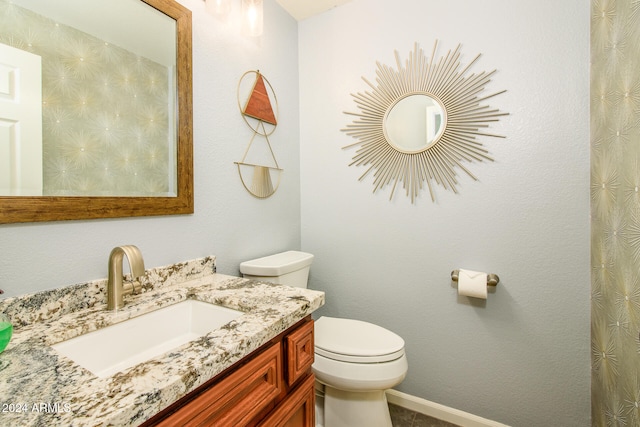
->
342 41 508 203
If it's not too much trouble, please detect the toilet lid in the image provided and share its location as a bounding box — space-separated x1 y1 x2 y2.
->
314 316 405 363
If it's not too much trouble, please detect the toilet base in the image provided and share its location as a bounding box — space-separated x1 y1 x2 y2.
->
324 386 392 427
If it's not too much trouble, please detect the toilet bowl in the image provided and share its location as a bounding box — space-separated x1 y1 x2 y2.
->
240 251 408 427
313 316 407 427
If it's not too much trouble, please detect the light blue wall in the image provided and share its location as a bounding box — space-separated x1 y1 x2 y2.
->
298 0 590 425
0 0 301 296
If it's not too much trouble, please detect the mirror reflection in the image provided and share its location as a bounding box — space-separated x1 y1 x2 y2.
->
384 94 445 153
0 0 177 197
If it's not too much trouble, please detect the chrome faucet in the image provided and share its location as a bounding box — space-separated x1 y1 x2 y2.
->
107 245 145 310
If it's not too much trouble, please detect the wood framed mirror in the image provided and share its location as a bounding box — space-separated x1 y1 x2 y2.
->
0 0 193 223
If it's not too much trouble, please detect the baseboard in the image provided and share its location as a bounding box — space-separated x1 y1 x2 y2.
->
385 389 511 427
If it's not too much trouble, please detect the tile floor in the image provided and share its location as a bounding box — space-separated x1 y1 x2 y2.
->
389 403 461 427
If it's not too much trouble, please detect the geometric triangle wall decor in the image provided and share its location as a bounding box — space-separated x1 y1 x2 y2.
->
243 72 277 125
235 70 282 199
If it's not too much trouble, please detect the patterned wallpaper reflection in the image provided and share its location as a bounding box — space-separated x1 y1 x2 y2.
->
0 1 173 196
591 0 640 425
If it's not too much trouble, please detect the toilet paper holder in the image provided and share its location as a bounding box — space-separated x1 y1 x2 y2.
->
451 270 500 287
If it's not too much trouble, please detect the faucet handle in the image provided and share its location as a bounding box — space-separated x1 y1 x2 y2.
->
122 280 142 296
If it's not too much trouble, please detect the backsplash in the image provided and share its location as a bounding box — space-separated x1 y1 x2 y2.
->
0 256 216 327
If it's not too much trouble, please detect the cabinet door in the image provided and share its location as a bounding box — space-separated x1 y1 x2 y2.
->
285 319 314 386
157 342 283 426
258 374 315 427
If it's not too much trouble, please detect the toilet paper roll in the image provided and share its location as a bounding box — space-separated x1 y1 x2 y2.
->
457 269 488 299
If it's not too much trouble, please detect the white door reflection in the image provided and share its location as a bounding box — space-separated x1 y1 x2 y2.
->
384 94 445 153
0 43 42 196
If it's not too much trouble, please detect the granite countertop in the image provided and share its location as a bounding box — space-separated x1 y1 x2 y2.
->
0 257 324 426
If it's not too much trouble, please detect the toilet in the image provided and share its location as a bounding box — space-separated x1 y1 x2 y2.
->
240 251 408 427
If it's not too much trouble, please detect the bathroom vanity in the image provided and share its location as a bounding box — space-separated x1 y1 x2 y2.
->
145 316 315 426
0 257 324 426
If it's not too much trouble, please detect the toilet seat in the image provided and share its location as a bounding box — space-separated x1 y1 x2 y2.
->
315 316 405 363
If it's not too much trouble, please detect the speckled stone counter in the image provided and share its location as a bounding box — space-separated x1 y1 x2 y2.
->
0 257 324 426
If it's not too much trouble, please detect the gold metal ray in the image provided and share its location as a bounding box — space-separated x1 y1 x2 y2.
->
342 42 508 203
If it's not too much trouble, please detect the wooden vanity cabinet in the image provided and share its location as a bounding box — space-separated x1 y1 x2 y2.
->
143 316 315 427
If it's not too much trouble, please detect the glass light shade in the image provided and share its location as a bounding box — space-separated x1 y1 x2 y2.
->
242 0 263 37
205 0 232 19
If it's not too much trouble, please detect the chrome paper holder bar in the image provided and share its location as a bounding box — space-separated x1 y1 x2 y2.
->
451 270 500 287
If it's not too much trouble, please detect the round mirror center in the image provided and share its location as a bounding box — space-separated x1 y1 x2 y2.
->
384 94 446 152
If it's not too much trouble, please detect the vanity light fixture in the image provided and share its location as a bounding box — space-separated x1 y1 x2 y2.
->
204 0 263 37
241 0 263 37
205 0 232 19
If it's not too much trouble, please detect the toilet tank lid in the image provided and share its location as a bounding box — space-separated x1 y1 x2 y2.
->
239 251 314 277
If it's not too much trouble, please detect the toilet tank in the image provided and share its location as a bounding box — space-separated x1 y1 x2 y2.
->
239 251 314 288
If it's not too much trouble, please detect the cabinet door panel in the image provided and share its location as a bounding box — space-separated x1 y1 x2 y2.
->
258 374 315 427
285 319 314 386
157 342 282 426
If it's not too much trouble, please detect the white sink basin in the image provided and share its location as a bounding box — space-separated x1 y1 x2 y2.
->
52 300 242 378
